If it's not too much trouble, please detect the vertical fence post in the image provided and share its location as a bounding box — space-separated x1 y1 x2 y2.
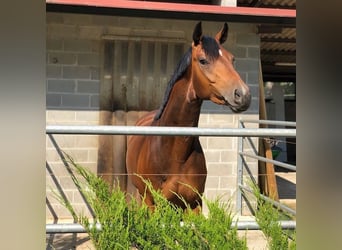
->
236 119 244 215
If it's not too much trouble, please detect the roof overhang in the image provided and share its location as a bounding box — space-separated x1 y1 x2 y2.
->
46 0 296 83
46 0 295 26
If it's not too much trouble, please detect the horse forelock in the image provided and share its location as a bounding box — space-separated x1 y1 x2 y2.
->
154 48 192 120
201 36 220 60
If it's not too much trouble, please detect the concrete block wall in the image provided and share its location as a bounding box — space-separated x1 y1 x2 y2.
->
46 41 100 109
46 111 99 221
46 12 259 220
199 113 258 215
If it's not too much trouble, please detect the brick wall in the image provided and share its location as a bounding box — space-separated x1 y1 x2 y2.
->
46 12 259 220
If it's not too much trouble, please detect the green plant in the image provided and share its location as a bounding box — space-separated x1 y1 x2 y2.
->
251 183 296 250
54 153 248 249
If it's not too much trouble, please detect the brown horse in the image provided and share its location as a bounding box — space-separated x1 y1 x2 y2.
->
126 22 251 211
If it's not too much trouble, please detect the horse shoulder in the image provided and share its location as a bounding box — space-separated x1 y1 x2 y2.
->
126 111 157 172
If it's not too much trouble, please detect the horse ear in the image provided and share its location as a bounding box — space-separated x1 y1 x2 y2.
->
193 22 202 46
215 23 229 44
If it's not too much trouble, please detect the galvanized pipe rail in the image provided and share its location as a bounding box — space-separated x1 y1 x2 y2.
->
239 185 296 216
46 125 296 137
239 119 296 127
46 122 296 233
237 119 296 216
239 152 296 171
46 220 296 234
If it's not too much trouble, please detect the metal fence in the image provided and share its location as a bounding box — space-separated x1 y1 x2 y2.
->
237 119 296 216
46 121 296 233
46 220 296 234
46 125 295 137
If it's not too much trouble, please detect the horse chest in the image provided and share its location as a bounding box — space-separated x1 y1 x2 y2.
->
156 151 207 190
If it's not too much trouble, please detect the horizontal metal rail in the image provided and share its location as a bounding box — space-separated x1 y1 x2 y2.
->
240 119 296 127
46 122 297 234
234 220 295 230
46 223 102 234
46 125 296 137
240 185 296 216
239 152 296 171
46 220 296 234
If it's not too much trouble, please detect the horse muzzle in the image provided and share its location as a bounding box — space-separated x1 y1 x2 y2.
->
223 87 251 113
232 88 251 112
209 83 251 112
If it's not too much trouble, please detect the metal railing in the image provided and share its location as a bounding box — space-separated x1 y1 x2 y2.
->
46 125 295 137
237 119 296 216
46 220 296 234
46 121 296 233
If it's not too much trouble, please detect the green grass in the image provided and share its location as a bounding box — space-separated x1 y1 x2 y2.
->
54 153 296 249
250 183 296 250
55 153 247 249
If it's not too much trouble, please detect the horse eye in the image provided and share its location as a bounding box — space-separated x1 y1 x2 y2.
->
199 58 208 65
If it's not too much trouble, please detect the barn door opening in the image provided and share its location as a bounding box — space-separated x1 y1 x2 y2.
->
97 37 186 191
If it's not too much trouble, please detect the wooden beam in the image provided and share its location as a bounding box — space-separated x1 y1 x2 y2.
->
258 61 279 201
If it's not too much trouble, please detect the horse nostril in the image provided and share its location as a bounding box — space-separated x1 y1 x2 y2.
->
234 89 242 103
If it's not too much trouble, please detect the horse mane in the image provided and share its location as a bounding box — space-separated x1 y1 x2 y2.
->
154 47 192 120
154 36 220 121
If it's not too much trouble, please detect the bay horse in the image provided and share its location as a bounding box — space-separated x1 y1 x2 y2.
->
126 22 251 212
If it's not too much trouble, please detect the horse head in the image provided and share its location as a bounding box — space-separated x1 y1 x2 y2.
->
190 22 251 113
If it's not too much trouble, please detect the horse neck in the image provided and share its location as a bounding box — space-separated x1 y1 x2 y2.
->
154 71 203 162
157 73 202 127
